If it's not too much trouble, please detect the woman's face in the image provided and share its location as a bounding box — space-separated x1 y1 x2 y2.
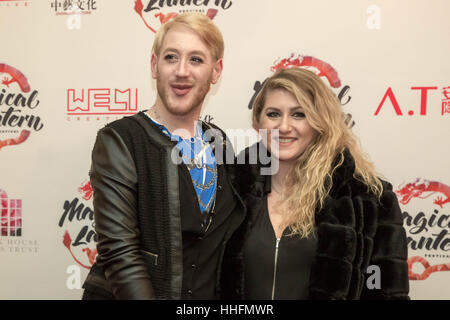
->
255 89 317 163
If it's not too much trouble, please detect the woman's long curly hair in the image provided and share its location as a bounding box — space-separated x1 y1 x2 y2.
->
252 68 383 238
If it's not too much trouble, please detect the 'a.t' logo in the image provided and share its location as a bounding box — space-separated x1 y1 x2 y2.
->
374 86 443 116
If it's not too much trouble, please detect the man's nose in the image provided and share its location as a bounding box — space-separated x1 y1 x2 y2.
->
176 59 189 77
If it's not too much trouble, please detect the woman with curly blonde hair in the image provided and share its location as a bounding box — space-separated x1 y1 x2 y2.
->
223 68 410 300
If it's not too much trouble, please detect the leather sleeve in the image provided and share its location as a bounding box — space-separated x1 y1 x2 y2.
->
90 126 156 299
361 182 410 299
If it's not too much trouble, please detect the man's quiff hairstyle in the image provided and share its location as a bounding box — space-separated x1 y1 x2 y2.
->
152 12 224 61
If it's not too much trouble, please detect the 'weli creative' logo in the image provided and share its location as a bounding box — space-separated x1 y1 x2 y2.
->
66 88 140 121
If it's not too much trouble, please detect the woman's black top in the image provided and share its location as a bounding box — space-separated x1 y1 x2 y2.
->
244 195 318 300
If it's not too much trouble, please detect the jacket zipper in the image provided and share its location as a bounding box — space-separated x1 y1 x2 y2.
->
271 238 281 300
141 250 158 266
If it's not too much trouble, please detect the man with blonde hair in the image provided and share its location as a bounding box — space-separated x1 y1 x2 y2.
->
81 13 245 300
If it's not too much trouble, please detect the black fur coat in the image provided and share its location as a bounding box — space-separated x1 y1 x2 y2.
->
221 145 410 300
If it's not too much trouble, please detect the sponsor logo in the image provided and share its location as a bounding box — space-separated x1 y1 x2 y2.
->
1 188 22 237
134 0 232 33
396 179 450 280
0 0 30 7
50 0 97 15
442 86 450 115
0 63 43 150
374 86 449 116
0 188 39 254
58 180 97 269
66 88 140 121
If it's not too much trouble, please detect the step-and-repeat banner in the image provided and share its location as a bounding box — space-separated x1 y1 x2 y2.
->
0 0 449 300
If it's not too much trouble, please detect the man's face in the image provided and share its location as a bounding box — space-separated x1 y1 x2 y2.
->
151 25 223 117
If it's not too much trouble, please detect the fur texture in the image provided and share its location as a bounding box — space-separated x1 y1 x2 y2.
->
221 145 410 300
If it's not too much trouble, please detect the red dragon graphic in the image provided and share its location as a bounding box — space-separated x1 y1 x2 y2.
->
63 231 97 269
408 256 450 280
0 63 31 93
0 130 31 150
396 178 450 208
78 180 93 201
271 54 342 88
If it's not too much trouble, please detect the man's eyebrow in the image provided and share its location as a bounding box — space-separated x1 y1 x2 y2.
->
161 48 208 57
161 47 178 55
189 50 208 57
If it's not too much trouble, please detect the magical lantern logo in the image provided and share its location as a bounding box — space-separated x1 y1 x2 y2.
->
58 180 97 269
248 54 352 124
271 54 342 88
0 63 43 150
133 0 232 33
396 179 450 280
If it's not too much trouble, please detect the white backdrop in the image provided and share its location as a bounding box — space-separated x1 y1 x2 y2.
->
0 0 449 299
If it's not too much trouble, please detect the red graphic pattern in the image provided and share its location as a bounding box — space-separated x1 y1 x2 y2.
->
63 230 97 269
205 8 218 19
0 189 8 235
134 0 156 33
78 181 93 201
0 130 31 150
155 11 179 24
1 189 22 236
442 86 450 100
271 54 342 88
408 256 450 280
442 86 450 115
82 247 97 265
0 63 31 93
396 179 450 208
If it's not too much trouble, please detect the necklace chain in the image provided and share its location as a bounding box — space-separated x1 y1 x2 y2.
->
145 107 208 168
